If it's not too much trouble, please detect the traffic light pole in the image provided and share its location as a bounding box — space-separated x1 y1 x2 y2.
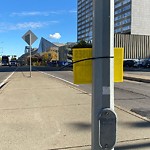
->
92 0 116 150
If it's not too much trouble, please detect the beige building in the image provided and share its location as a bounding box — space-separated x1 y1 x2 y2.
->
115 0 150 35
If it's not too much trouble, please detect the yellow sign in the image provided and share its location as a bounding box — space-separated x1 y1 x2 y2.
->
73 48 92 84
114 48 124 82
73 48 124 84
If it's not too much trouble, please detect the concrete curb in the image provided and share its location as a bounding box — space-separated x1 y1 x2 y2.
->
0 82 5 89
124 76 150 83
115 105 150 123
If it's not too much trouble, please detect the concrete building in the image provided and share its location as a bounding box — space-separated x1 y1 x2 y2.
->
77 0 150 59
58 42 76 64
24 46 37 54
78 0 150 40
77 0 93 42
114 0 150 35
114 34 150 59
37 37 58 53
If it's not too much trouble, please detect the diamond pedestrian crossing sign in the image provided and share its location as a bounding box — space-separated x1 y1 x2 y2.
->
22 30 38 45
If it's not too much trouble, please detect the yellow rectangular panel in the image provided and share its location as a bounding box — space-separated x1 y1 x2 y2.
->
73 48 92 84
114 48 124 82
73 48 124 84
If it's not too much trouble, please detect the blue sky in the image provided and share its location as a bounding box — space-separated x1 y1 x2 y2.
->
0 0 77 57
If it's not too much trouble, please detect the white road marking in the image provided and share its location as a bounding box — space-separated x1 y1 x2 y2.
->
40 71 79 87
0 68 17 88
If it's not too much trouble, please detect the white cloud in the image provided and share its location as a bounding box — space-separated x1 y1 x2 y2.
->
49 33 61 39
12 22 46 29
10 10 76 17
0 21 59 32
69 10 77 13
10 11 64 17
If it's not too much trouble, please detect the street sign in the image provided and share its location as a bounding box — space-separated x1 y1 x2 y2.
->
22 30 38 45
22 30 38 77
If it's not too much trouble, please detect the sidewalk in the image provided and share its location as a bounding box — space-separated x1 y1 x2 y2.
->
0 71 150 150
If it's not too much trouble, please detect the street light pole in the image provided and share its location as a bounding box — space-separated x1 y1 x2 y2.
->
92 0 116 150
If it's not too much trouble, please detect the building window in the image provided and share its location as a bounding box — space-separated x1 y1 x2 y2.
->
122 25 131 31
122 4 131 12
123 0 131 5
115 8 122 15
115 28 121 33
115 2 122 9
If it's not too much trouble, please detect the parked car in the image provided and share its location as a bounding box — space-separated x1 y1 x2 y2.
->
123 60 135 67
142 60 150 68
133 60 143 68
51 60 58 67
10 60 17 66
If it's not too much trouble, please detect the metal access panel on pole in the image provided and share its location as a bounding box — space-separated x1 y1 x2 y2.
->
92 0 116 150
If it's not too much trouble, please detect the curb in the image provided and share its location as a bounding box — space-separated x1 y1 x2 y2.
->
0 82 6 89
124 76 150 83
115 105 150 123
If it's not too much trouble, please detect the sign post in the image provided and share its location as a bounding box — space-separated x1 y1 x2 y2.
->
29 33 32 77
22 30 38 77
92 0 116 150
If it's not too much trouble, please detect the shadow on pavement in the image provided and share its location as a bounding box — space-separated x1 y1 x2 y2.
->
67 122 91 131
124 67 150 72
127 121 150 128
115 142 150 150
119 120 150 128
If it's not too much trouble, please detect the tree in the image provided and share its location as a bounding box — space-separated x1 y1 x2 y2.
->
72 40 92 48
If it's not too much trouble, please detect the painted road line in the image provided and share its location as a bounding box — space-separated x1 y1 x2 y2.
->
40 71 79 87
0 68 18 88
0 72 14 88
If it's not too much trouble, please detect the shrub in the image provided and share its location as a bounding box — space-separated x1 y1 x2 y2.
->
72 40 92 48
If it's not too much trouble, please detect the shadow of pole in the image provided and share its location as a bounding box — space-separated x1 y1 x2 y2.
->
115 142 150 150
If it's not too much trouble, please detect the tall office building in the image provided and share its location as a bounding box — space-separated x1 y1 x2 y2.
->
77 0 150 41
77 0 93 42
114 0 131 34
115 0 150 35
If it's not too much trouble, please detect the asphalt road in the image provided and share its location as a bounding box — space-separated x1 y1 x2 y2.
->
0 66 150 119
0 66 18 85
115 81 150 118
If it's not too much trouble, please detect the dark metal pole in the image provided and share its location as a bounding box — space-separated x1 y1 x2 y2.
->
92 0 116 149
